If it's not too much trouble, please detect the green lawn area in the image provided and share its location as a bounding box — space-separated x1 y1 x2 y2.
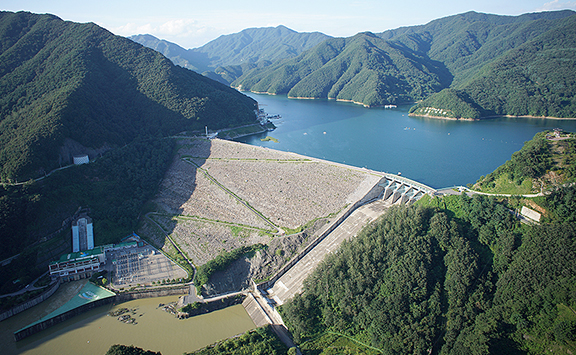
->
475 173 534 195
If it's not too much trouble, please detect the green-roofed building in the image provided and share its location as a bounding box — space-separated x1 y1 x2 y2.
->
48 241 139 283
49 246 106 282
14 282 116 341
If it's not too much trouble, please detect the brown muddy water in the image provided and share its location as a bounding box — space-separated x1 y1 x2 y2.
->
0 281 255 355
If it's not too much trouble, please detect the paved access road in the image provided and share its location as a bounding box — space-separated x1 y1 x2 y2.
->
267 198 392 305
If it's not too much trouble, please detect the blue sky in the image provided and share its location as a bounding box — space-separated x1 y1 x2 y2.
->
2 0 576 48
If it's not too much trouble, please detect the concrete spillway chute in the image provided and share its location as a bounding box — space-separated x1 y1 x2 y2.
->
383 180 402 201
378 179 392 189
377 175 435 205
392 184 409 204
412 190 425 202
400 187 417 204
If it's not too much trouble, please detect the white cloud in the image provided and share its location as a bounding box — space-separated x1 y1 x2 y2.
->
109 19 224 48
536 0 576 11
158 19 198 36
112 22 156 37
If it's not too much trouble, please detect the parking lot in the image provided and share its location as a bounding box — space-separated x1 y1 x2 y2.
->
105 246 188 288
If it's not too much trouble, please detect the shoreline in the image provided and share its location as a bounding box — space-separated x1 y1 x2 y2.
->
489 114 576 120
408 113 478 121
242 90 406 108
240 89 576 120
409 112 576 121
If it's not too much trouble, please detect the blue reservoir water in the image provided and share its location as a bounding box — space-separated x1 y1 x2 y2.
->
238 93 576 189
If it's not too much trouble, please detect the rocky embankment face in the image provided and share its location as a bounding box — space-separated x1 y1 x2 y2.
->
138 138 382 295
203 219 329 296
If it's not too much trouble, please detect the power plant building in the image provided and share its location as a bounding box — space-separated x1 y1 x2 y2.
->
72 215 94 252
48 246 105 282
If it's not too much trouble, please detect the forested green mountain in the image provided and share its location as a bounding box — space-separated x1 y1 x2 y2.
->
0 11 257 182
280 193 576 354
228 10 576 116
196 25 331 67
233 32 451 106
378 10 574 85
129 33 212 72
410 14 576 118
130 26 331 78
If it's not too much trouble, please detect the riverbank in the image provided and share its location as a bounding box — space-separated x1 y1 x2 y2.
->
489 114 576 120
288 95 403 108
13 283 191 341
0 280 59 322
214 123 271 140
239 89 407 109
2 292 255 355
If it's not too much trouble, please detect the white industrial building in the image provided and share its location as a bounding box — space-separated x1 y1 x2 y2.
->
521 206 542 223
72 215 94 252
73 154 89 165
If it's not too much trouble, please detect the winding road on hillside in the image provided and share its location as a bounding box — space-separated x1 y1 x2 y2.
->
435 186 545 198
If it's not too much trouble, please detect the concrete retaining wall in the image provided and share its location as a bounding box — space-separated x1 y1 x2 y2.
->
0 281 60 322
185 294 246 318
114 285 189 303
242 293 271 327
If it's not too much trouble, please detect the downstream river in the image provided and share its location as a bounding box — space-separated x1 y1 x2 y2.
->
0 281 255 355
240 93 576 188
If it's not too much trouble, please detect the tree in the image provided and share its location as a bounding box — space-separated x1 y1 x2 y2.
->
106 344 161 355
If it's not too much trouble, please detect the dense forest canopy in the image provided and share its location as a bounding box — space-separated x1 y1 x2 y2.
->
186 325 289 355
279 193 576 354
0 11 257 182
106 344 162 355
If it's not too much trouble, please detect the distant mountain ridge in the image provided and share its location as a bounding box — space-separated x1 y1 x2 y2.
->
130 26 331 76
0 11 257 182
190 10 575 118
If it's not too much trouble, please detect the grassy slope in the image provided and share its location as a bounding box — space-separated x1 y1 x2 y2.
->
473 130 576 194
